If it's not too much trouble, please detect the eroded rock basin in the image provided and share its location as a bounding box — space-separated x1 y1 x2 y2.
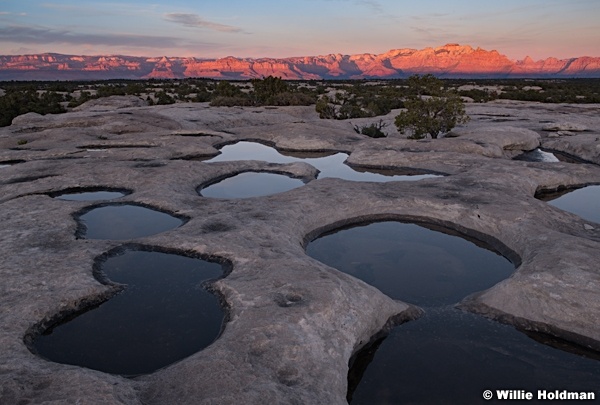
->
31 248 226 376
1 100 600 404
306 221 600 403
349 309 600 404
207 141 442 182
52 189 129 201
200 172 306 198
77 204 186 240
538 185 600 225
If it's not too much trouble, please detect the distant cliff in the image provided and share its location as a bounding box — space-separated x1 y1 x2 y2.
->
1 44 599 81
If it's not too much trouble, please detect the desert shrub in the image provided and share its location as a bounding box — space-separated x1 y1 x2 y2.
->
210 96 254 107
193 91 211 102
269 91 315 106
395 74 469 139
315 81 406 119
154 90 176 105
458 88 498 102
0 87 66 127
353 120 388 138
67 91 92 108
315 95 337 118
251 76 289 104
212 81 245 98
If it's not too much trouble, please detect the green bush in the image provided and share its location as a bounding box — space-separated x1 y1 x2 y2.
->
395 75 469 139
154 90 176 105
353 120 388 138
0 87 66 127
209 96 254 107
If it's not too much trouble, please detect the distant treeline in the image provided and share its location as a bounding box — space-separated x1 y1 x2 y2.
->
1 77 600 127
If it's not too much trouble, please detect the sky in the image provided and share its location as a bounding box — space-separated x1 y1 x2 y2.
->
0 0 599 60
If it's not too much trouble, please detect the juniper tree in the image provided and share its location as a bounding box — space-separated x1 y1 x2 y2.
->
395 74 469 139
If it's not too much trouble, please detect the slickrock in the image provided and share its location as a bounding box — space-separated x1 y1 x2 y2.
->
1 98 599 404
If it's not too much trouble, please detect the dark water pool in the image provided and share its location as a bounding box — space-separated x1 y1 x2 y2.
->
207 141 440 182
307 222 512 307
77 204 185 239
32 249 225 376
348 308 600 404
538 185 600 225
306 221 600 403
200 172 305 198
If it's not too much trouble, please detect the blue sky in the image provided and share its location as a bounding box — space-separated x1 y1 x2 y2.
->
0 0 598 59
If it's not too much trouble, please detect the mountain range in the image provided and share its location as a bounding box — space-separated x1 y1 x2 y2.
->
1 44 599 81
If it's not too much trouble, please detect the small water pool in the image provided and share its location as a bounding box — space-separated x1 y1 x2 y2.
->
200 172 305 198
77 204 185 239
306 221 600 403
51 188 129 201
514 148 559 162
31 248 226 376
207 141 441 182
538 185 600 224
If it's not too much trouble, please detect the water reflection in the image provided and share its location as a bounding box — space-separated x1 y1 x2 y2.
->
200 172 305 199
307 222 512 306
306 221 600 403
514 148 559 162
207 141 440 182
32 249 225 376
539 185 600 224
78 204 184 239
54 190 128 201
349 308 600 404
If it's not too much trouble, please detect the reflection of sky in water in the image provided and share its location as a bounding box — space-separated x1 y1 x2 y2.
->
349 308 600 404
307 221 600 403
307 222 513 306
80 205 183 239
514 148 559 162
56 191 126 201
33 250 224 376
546 185 600 224
201 172 304 198
207 141 440 182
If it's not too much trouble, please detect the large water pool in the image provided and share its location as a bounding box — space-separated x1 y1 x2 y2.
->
31 249 226 376
206 141 441 182
306 221 600 403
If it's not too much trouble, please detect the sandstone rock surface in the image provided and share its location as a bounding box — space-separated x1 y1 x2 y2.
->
1 98 599 404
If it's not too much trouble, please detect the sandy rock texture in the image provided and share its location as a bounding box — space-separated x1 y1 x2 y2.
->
1 98 599 404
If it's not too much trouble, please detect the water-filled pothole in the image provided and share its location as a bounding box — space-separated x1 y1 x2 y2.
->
514 148 559 162
30 247 227 376
306 221 600 403
50 187 130 201
200 172 305 199
307 221 513 307
206 141 442 182
76 204 186 239
347 308 600 404
537 185 600 224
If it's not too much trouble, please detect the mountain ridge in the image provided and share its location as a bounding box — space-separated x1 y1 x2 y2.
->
1 44 599 80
